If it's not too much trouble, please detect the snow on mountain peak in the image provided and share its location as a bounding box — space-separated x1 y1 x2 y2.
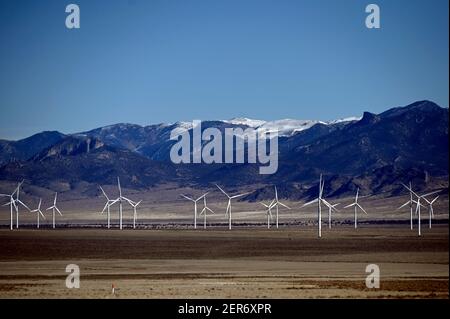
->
225 118 267 127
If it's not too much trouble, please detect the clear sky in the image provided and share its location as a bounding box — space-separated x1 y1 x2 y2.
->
0 0 448 140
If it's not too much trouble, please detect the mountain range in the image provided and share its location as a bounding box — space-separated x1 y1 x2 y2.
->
0 100 448 200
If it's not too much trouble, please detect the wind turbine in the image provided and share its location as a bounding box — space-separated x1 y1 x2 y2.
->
397 182 415 230
180 193 207 229
215 184 249 230
99 186 118 229
261 199 275 229
272 186 290 229
344 188 368 229
423 195 439 229
30 199 46 229
326 203 340 229
129 200 142 229
301 175 336 238
199 194 214 229
1 188 18 230
115 177 138 230
46 192 62 229
12 180 30 229
401 183 439 236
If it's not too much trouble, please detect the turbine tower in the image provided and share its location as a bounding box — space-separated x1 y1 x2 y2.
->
180 193 206 229
46 192 62 229
272 186 290 229
30 199 45 229
215 184 249 230
199 194 214 229
344 188 368 229
301 175 336 238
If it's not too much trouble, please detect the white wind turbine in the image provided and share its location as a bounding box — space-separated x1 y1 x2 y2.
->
401 183 439 236
180 193 207 229
30 199 46 229
12 181 30 229
99 186 118 229
344 188 368 229
130 200 142 229
423 195 439 229
272 186 290 229
326 203 340 229
397 182 415 230
301 175 337 238
1 187 18 230
215 184 250 230
199 194 214 229
260 199 275 229
115 177 139 230
46 192 62 229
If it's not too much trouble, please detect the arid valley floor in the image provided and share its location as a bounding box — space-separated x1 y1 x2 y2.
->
0 225 448 298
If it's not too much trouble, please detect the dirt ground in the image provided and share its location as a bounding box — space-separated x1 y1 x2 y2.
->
0 225 448 298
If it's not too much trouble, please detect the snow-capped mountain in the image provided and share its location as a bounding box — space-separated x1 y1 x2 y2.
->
0 101 448 198
224 117 359 137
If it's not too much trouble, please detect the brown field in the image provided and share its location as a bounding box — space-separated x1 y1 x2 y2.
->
0 225 448 299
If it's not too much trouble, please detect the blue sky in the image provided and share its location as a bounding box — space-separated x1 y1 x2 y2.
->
0 0 448 140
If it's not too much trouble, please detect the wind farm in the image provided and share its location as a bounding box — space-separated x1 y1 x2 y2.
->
0 102 448 299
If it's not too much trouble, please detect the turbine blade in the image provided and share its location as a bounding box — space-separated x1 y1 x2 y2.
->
278 201 290 209
117 177 122 196
101 202 109 214
397 201 411 210
422 190 440 197
99 186 109 200
17 200 31 211
231 192 250 199
56 206 63 216
302 198 318 207
321 198 333 209
197 193 208 201
344 203 356 208
215 184 229 197
180 194 194 202
357 203 368 215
